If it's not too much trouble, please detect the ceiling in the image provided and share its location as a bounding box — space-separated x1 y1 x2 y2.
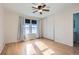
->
2 3 76 18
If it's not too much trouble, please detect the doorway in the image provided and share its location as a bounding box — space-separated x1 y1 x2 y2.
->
73 13 79 47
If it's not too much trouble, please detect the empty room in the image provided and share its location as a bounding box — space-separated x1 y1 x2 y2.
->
0 3 79 55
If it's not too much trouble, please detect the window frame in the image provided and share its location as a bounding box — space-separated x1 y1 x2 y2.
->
25 19 38 34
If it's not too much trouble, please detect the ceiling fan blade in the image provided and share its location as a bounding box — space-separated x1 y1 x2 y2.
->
40 12 42 14
42 4 46 8
32 6 38 9
33 10 38 13
43 9 49 11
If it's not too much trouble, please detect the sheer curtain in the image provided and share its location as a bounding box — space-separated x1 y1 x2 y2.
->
17 16 25 41
37 20 42 38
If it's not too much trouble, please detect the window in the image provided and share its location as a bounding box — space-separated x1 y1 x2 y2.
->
25 19 38 34
25 19 30 24
25 24 30 34
32 20 37 24
32 20 37 34
25 19 30 34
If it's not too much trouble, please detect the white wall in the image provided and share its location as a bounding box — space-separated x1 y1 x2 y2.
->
42 4 79 46
42 15 55 40
54 4 79 46
4 10 19 43
0 5 5 53
55 10 73 46
4 9 42 43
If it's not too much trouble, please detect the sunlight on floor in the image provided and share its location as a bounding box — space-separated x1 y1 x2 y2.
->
26 43 36 55
26 41 55 55
35 41 55 55
42 49 55 55
35 41 48 51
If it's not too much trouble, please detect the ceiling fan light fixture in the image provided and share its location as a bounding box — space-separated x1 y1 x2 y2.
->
32 3 50 15
38 10 42 12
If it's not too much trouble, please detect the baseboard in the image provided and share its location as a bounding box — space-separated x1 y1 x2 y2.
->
5 40 20 45
42 37 54 41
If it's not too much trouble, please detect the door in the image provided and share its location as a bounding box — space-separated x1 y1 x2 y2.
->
73 13 79 43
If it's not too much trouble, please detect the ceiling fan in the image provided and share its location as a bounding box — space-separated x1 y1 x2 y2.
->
32 3 50 15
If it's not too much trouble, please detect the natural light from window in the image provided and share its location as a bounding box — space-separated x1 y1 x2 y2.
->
26 41 55 55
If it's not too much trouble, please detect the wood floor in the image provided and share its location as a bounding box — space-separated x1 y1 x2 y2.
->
1 38 79 55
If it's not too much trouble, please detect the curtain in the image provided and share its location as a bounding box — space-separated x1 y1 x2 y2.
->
37 20 42 38
37 20 40 38
17 16 25 41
